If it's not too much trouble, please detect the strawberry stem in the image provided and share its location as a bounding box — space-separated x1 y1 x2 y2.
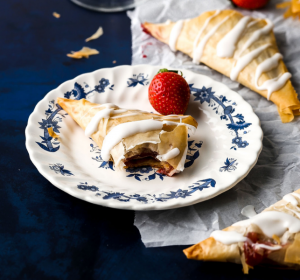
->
157 68 183 76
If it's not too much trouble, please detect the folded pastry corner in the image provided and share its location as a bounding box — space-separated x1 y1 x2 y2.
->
57 97 198 176
143 10 300 123
183 189 300 273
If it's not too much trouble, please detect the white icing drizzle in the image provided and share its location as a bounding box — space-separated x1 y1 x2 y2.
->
101 120 164 161
193 10 220 62
177 145 188 171
193 14 231 64
282 192 300 219
191 13 289 96
111 109 128 115
233 211 300 238
163 115 189 120
162 120 196 135
254 243 281 251
285 206 300 219
211 230 281 250
230 44 271 81
283 193 299 206
239 18 274 57
247 20 258 28
84 103 196 170
80 103 119 123
255 53 282 87
241 205 257 218
85 108 114 137
254 53 291 99
110 113 142 119
262 73 292 100
157 148 180 161
217 16 251 58
211 230 248 245
292 193 300 200
211 193 300 249
169 20 184 52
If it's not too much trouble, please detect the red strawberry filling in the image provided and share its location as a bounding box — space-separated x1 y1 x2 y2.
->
243 232 281 267
141 24 151 35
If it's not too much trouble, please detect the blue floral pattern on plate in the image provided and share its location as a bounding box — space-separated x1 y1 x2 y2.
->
189 85 252 150
127 73 149 87
64 78 113 99
77 178 216 203
38 81 240 203
29 65 261 208
36 101 65 152
219 158 238 172
36 78 113 153
49 163 74 176
89 138 203 181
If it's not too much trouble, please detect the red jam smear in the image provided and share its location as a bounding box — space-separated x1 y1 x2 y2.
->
156 165 174 176
244 232 278 267
141 24 151 35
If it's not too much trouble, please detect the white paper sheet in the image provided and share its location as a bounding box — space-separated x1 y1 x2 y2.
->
128 0 300 247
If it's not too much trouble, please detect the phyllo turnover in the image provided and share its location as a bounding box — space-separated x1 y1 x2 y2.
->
184 189 300 273
57 98 198 176
143 10 300 123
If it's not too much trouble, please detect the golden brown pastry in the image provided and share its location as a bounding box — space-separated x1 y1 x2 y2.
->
183 189 300 273
57 98 198 176
143 10 300 123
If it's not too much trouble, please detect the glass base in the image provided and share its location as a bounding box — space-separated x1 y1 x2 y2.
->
70 0 148 12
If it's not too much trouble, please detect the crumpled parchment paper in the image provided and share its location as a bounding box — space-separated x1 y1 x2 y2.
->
127 0 300 247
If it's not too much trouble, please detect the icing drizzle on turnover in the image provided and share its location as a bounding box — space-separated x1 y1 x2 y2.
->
168 11 291 99
217 16 251 58
193 13 231 64
101 119 163 161
84 104 196 164
210 192 300 248
169 20 184 52
241 205 257 218
233 211 300 237
230 44 272 81
193 10 220 62
157 148 180 162
211 230 281 251
283 192 300 219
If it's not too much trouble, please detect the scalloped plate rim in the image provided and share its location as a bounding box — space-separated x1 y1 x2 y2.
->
25 64 263 210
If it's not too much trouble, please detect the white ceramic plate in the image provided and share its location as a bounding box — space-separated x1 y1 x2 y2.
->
25 65 263 210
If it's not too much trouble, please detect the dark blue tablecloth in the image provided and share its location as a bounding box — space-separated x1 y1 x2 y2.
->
1 0 299 279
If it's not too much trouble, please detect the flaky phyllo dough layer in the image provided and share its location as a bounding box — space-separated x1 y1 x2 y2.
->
143 10 300 123
57 98 198 176
183 189 300 273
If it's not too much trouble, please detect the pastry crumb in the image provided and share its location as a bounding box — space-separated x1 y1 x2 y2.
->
53 12 60 18
277 1 300 20
67 47 99 59
48 127 59 139
85 27 103 42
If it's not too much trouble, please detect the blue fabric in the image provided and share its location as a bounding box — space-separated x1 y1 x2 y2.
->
1 0 300 279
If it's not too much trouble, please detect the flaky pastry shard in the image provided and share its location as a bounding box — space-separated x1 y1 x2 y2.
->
57 98 198 176
183 189 300 273
143 10 300 123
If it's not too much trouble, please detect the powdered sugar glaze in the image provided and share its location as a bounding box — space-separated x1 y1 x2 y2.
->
168 10 292 99
83 103 197 169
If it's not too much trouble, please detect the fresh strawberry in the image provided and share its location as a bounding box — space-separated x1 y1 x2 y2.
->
231 0 269 9
148 69 190 115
